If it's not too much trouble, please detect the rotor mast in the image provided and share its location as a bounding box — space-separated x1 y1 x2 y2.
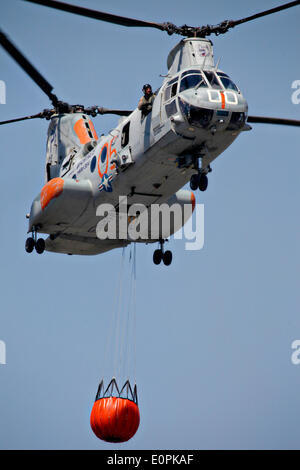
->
167 38 214 75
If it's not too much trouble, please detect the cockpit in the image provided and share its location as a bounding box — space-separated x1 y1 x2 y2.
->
162 68 246 131
178 69 239 93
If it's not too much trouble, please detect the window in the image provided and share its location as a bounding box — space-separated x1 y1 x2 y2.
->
164 78 178 102
100 146 107 163
90 155 97 173
188 107 214 127
181 69 202 78
170 82 177 98
179 74 207 92
225 91 238 104
217 110 229 117
84 121 93 139
165 100 177 118
227 112 246 130
208 90 221 103
203 71 222 89
121 122 130 148
178 98 214 128
217 75 239 92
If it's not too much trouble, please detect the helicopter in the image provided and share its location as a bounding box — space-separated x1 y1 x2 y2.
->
0 0 299 266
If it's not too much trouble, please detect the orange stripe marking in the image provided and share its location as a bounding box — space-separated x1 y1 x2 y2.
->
191 192 196 212
220 91 226 109
40 178 64 210
74 119 91 145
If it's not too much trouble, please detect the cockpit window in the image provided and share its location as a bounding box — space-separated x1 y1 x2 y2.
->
180 74 207 92
181 69 202 78
217 74 239 92
203 71 222 89
164 78 178 102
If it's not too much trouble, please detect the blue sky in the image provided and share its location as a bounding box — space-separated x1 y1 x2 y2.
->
0 0 299 449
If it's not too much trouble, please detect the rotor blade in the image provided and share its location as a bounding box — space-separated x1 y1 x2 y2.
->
0 112 45 126
230 1 300 29
0 29 58 105
24 0 167 31
198 1 300 37
24 0 300 38
97 108 133 117
247 116 300 127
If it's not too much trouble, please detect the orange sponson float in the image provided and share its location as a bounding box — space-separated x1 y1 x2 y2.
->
90 379 140 443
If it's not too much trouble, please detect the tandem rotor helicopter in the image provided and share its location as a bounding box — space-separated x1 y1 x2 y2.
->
1 0 300 266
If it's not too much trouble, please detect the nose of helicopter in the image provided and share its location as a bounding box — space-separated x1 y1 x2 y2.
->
177 88 248 131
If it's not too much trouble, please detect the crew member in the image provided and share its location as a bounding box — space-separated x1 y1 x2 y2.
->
138 84 155 116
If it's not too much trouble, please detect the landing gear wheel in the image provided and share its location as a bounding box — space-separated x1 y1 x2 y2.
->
35 238 45 254
190 174 199 191
198 174 208 191
163 250 172 266
153 249 163 265
25 237 35 253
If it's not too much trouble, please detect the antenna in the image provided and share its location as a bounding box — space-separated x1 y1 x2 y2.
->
214 57 221 71
200 53 207 71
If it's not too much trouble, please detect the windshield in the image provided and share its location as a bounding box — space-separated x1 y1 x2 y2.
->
180 74 207 92
203 71 222 89
217 73 239 92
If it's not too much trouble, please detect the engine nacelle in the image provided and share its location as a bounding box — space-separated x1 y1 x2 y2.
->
28 177 93 234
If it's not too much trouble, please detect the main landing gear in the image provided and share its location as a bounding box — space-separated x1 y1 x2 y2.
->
153 239 172 266
190 172 209 192
189 155 211 192
25 229 45 255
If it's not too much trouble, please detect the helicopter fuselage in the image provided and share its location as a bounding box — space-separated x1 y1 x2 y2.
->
28 39 249 255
